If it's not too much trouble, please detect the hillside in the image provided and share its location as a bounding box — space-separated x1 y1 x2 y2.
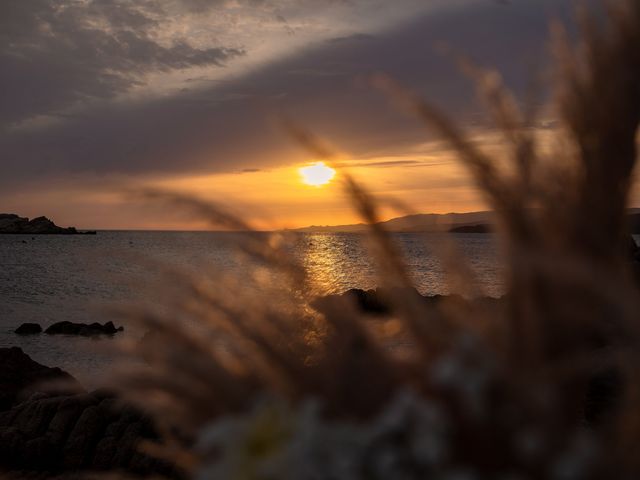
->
295 209 640 234
293 211 495 233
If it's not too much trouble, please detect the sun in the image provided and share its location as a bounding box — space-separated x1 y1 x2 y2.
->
299 161 336 187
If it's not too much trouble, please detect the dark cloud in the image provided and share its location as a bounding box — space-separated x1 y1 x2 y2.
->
328 33 376 43
286 68 346 77
347 160 445 168
0 0 595 196
0 0 243 129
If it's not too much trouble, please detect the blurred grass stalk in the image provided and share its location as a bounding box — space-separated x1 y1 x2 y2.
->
111 1 640 478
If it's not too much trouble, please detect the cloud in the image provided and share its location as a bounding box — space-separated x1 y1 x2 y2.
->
0 0 595 198
0 0 244 130
354 160 425 168
328 33 377 43
342 160 447 169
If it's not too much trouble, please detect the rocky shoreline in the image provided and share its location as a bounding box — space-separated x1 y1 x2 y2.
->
0 347 178 478
1 286 620 477
0 214 95 235
15 321 124 336
2 289 493 477
319 287 503 315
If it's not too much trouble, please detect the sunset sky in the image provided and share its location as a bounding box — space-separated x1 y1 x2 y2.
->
1 0 607 230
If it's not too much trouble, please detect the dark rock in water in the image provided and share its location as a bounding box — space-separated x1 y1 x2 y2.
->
102 321 123 334
449 223 492 233
317 288 506 321
317 287 435 316
585 366 623 425
629 213 640 234
627 234 640 259
45 321 124 336
312 288 385 315
0 347 83 411
343 288 390 314
0 213 94 235
627 235 640 282
14 323 43 335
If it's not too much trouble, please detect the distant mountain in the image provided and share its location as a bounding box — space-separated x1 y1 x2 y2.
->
295 209 640 234
293 211 495 233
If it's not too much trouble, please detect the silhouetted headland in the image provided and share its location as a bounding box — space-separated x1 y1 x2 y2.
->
14 321 124 336
448 224 492 233
292 211 494 233
0 213 96 234
294 209 640 234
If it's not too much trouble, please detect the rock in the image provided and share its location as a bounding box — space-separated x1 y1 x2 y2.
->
62 404 109 469
343 288 391 315
316 287 428 316
354 287 429 314
0 391 178 477
585 367 622 425
45 321 124 336
315 288 504 318
45 322 82 335
29 216 77 234
0 213 94 235
626 235 640 282
102 321 124 334
0 214 26 231
0 347 83 411
449 223 492 233
0 349 179 477
629 213 640 234
14 323 43 335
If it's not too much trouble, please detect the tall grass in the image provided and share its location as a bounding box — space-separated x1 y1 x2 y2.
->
111 1 640 478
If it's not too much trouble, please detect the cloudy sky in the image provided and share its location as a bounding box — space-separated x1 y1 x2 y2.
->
1 0 603 229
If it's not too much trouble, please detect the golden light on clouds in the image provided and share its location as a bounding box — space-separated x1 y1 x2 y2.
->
10 150 487 231
11 135 509 231
299 162 336 187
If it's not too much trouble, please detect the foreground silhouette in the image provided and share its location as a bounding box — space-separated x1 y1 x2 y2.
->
0 214 95 234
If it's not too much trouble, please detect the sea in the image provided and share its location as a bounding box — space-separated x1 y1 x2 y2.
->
0 231 503 387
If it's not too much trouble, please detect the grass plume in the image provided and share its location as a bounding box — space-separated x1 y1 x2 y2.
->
108 1 640 478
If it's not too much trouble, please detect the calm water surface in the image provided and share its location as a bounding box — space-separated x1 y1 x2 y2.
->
0 231 503 386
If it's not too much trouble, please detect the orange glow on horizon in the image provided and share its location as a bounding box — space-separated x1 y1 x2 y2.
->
10 144 500 230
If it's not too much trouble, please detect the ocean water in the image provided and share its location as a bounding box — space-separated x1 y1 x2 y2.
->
0 231 503 386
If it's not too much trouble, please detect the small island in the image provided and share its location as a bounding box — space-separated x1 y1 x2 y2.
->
449 224 492 233
0 213 95 234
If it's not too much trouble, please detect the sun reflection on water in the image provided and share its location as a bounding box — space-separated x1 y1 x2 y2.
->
293 233 503 297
